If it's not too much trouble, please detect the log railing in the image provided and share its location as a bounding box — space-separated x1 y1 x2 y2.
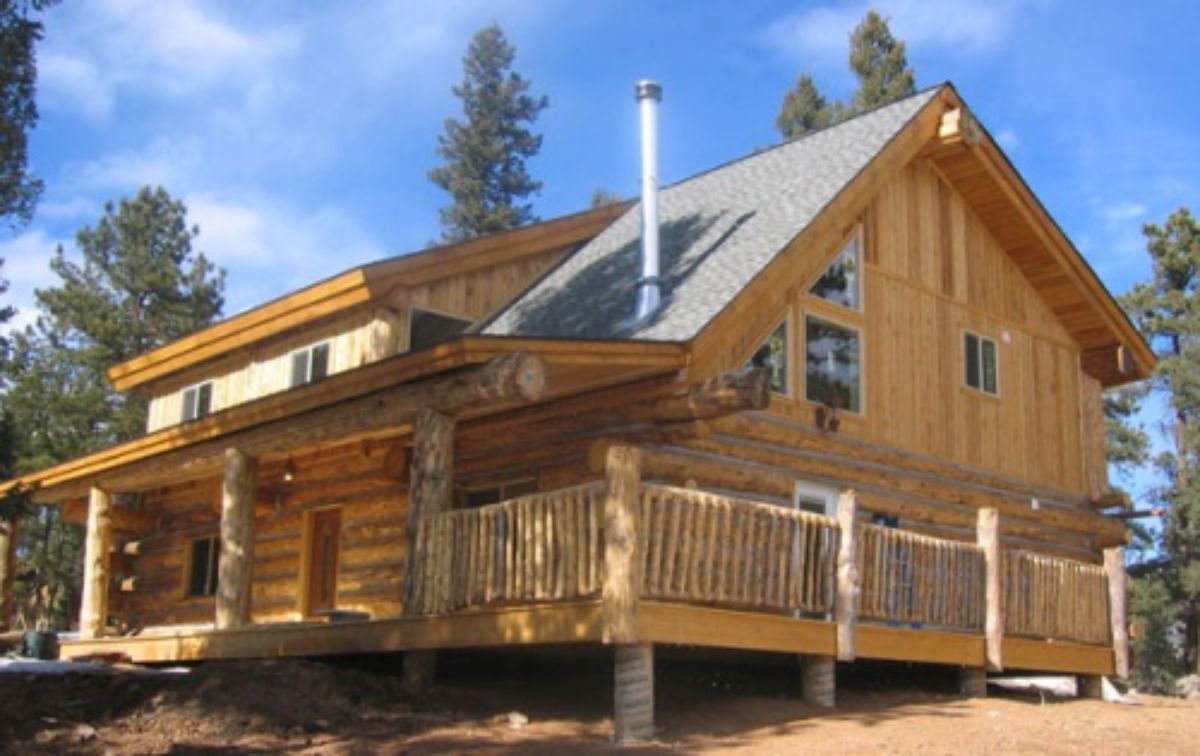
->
639 484 838 614
408 482 604 614
857 524 985 631
1004 549 1110 645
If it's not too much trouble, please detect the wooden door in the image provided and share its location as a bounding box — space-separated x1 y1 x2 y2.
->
306 508 341 615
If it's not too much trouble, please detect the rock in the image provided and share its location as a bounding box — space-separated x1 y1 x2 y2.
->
1176 674 1200 700
506 711 529 729
74 723 97 742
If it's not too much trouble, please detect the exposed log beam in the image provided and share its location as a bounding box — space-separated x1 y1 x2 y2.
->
1082 343 1136 387
39 353 548 501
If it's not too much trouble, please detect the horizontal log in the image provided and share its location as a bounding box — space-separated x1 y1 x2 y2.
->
39 353 549 501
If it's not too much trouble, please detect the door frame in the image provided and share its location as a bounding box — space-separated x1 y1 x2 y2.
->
298 505 342 618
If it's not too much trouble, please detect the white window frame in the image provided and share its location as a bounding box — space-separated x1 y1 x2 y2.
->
963 330 1000 396
290 340 332 388
180 380 214 423
792 480 838 517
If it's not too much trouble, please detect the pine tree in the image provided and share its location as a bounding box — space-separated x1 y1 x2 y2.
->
1 186 225 629
588 187 624 210
0 1 58 228
1122 206 1200 687
776 74 831 141
848 10 916 112
429 24 548 243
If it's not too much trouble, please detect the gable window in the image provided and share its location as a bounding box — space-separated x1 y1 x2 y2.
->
809 231 862 311
964 332 998 395
181 381 213 423
747 321 789 394
186 536 220 597
805 315 862 414
409 307 473 352
290 342 331 388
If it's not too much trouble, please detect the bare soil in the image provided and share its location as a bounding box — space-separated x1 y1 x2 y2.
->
1 652 1195 754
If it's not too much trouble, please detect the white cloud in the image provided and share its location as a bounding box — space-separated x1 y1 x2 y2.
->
1097 201 1147 224
69 138 202 193
761 0 1027 70
994 128 1021 151
0 230 68 333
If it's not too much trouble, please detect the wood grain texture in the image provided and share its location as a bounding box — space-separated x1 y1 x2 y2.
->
216 449 257 630
79 487 113 639
602 446 643 644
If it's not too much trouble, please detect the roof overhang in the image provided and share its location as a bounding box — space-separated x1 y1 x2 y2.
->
106 202 634 392
921 86 1154 386
4 336 686 503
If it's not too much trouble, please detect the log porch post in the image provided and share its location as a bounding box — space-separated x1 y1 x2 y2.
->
835 489 859 662
79 486 113 639
601 445 652 742
402 408 455 692
978 507 1003 672
1104 547 1129 679
216 448 257 630
0 516 18 631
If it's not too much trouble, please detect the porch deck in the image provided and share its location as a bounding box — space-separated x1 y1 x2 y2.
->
61 454 1121 678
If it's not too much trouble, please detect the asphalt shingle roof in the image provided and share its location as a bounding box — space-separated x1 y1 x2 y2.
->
482 86 942 342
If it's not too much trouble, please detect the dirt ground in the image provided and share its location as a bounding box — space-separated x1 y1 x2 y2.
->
1 651 1196 754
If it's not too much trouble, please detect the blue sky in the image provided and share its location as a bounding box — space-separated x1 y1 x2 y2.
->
1 0 1198 495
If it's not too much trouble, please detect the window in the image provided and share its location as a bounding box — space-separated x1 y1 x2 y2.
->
805 315 862 414
747 321 789 394
964 332 998 395
290 342 331 388
409 307 473 352
793 481 837 517
810 232 862 311
460 478 538 508
186 536 220 597
181 382 213 422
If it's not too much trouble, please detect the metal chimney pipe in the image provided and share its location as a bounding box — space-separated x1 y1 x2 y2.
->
634 80 662 323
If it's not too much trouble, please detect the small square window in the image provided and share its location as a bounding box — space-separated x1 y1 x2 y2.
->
805 315 862 413
748 322 789 394
964 332 998 395
291 343 331 388
810 232 862 311
187 536 220 597
181 382 213 422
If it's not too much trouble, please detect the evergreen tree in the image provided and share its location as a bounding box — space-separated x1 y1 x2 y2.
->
1 186 224 629
776 74 831 141
1122 206 1200 687
429 24 548 243
588 187 625 210
848 10 916 112
0 0 57 228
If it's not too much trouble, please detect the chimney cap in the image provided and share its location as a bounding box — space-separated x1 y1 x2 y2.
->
635 80 662 102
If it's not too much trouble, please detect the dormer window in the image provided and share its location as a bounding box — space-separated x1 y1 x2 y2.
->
810 231 862 311
291 342 331 388
181 381 213 422
409 307 473 352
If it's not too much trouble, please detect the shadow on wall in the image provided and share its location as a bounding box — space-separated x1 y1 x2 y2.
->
504 209 757 339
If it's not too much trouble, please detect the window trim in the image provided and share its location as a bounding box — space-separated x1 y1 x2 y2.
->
802 312 866 417
745 314 793 397
962 329 1000 397
180 380 214 423
289 340 333 388
808 225 864 313
792 480 838 518
183 535 220 598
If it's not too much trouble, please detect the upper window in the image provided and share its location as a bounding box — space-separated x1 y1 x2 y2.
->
460 478 538 508
186 536 220 597
409 307 473 352
291 342 331 388
964 332 998 395
810 232 862 311
793 480 837 517
181 381 213 423
747 321 789 394
805 315 862 414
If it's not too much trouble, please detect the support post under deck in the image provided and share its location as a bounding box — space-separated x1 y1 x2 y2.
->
614 643 654 743
801 655 836 707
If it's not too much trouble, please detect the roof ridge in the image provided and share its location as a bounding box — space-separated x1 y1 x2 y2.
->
656 82 947 195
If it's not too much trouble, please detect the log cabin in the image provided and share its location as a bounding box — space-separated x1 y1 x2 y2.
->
0 82 1150 740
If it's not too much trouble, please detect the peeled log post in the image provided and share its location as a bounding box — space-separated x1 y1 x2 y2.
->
79 487 113 639
216 449 257 630
835 490 859 662
1105 547 1129 678
0 517 18 630
978 508 1003 672
601 445 643 644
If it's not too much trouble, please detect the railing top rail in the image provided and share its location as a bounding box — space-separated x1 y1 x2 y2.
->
859 523 983 552
640 482 838 527
427 481 606 521
1006 548 1106 573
